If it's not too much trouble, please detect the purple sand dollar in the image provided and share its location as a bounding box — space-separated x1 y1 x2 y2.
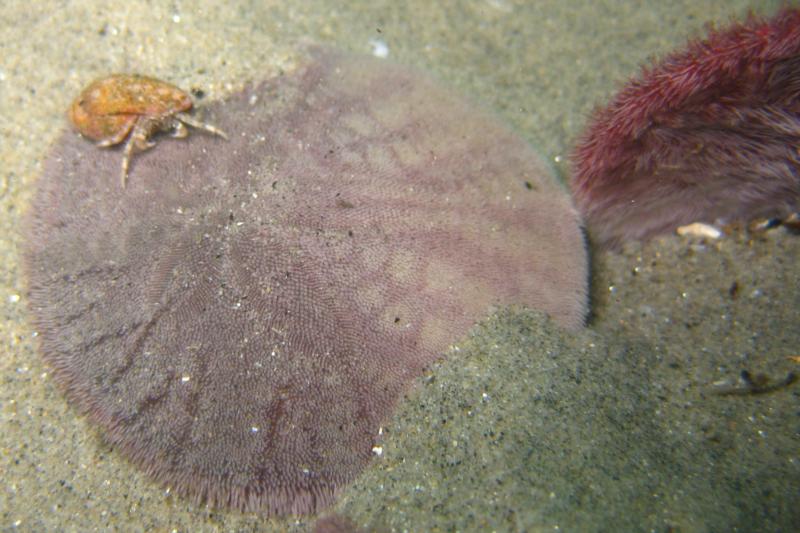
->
24 48 587 515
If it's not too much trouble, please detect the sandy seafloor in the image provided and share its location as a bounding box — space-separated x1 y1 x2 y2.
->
1 0 798 531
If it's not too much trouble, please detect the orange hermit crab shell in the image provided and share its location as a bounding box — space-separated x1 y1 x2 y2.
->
68 74 194 143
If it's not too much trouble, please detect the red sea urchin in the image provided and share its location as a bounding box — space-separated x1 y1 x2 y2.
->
571 8 800 248
24 48 587 515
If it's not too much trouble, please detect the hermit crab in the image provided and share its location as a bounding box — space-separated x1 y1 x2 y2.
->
69 74 227 187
